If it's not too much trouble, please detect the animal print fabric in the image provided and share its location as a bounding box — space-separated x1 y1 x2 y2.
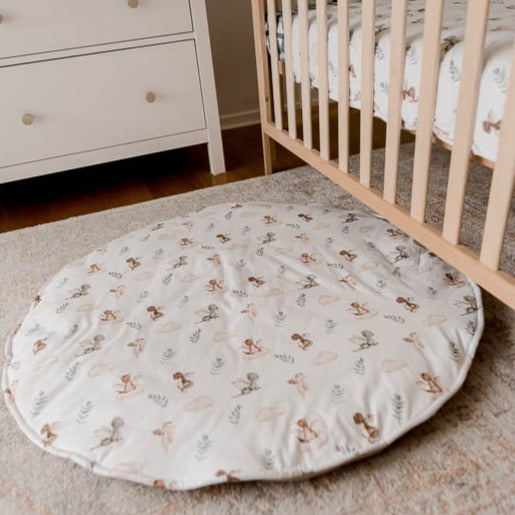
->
2 203 483 490
271 0 515 162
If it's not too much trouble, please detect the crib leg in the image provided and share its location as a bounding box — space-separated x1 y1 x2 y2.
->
252 0 277 176
262 132 275 175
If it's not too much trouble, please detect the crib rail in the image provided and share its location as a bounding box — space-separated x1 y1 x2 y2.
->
252 0 515 310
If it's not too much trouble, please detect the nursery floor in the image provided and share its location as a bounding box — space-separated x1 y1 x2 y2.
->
0 151 513 514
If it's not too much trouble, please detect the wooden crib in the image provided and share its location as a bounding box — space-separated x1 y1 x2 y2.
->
251 0 515 310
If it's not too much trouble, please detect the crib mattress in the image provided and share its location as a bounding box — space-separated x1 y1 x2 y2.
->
271 0 515 163
2 203 483 490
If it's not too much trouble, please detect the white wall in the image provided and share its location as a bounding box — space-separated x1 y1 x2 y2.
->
205 0 261 129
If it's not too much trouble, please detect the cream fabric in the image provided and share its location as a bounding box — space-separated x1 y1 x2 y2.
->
283 0 514 163
3 203 483 490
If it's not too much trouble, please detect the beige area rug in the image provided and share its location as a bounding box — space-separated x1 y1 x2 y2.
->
1 145 514 514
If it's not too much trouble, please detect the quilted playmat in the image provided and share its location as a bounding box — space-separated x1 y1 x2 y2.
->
2 202 483 490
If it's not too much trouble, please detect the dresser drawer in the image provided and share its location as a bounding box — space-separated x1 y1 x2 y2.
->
0 0 192 59
0 41 206 169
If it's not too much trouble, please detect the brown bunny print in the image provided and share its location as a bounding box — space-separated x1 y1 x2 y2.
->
287 373 308 398
180 238 195 248
147 306 164 321
348 302 371 317
116 374 138 394
291 333 313 351
248 276 266 288
417 372 443 394
242 338 263 356
32 339 47 355
340 249 358 262
216 470 240 482
126 257 141 270
41 422 59 447
206 279 224 293
100 309 119 322
296 419 318 443
300 253 317 264
216 234 231 244
172 372 193 392
396 297 419 313
353 413 379 442
444 272 465 287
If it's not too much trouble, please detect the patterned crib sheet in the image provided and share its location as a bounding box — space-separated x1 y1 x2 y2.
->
269 0 515 163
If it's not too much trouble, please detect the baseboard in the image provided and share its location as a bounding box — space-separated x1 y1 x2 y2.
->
220 108 261 130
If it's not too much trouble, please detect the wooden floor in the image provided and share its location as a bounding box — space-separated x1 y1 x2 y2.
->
0 111 403 233
0 125 305 233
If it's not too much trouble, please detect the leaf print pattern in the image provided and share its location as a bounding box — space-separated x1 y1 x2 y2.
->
3 202 482 490
390 394 405 425
210 356 225 375
159 347 175 363
76 401 94 424
260 449 276 471
195 435 213 460
31 391 48 419
146 394 168 409
228 404 242 425
189 329 202 344
65 362 79 381
353 357 366 375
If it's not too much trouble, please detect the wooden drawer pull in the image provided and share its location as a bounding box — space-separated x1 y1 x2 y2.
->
145 91 157 103
127 0 139 8
0 14 3 24
22 113 34 126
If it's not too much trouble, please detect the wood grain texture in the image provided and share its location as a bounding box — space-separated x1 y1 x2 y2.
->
442 0 490 244
410 0 444 222
360 0 376 187
298 0 313 149
383 0 407 204
267 0 283 131
480 44 515 270
317 0 330 160
282 0 297 139
251 0 275 174
337 0 350 172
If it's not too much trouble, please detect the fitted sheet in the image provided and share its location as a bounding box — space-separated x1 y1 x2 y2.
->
271 0 515 163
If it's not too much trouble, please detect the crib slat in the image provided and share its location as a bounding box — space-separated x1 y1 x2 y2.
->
317 0 330 160
442 0 490 244
299 0 313 149
410 0 445 222
338 0 350 172
383 0 408 203
282 0 296 139
480 45 515 270
251 0 275 174
267 0 283 131
360 0 376 187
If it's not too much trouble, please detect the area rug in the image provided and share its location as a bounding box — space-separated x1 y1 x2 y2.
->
1 145 514 514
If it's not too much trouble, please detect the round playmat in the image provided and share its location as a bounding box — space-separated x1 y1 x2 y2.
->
2 202 483 490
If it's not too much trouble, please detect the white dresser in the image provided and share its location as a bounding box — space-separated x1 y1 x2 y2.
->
0 0 225 184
